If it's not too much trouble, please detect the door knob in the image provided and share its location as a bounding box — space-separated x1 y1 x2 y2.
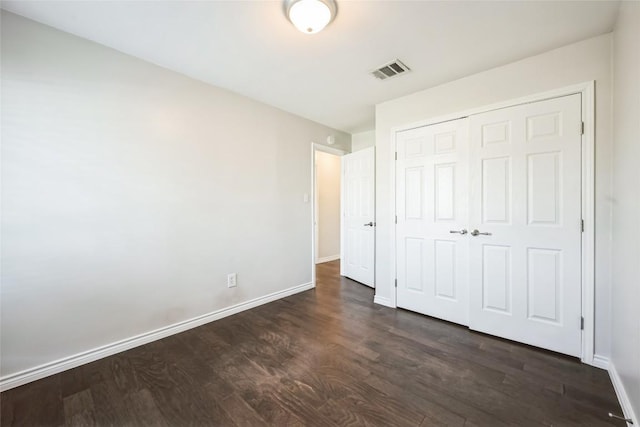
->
449 229 468 235
364 222 375 227
470 229 491 236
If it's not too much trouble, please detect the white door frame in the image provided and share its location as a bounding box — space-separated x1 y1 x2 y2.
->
311 143 347 287
388 81 596 365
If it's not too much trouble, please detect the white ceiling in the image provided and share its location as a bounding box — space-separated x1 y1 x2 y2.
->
1 1 620 133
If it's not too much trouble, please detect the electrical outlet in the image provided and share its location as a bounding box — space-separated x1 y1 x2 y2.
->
227 273 237 288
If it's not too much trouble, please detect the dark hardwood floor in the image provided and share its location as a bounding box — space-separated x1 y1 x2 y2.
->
1 260 624 426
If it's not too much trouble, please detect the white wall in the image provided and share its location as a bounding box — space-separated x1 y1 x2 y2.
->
375 34 613 358
611 1 640 420
351 130 375 152
0 12 350 380
315 151 341 262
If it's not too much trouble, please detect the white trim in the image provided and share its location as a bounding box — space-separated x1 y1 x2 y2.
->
0 281 314 392
384 127 398 308
340 156 345 276
311 143 347 284
609 361 638 426
316 254 340 264
580 81 596 366
314 159 319 266
374 295 395 308
313 143 348 157
592 354 610 370
389 81 596 364
389 82 597 135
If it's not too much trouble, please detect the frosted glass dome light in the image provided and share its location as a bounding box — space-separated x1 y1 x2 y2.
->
285 0 337 34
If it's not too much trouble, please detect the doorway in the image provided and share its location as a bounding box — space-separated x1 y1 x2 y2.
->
311 144 346 286
315 150 342 264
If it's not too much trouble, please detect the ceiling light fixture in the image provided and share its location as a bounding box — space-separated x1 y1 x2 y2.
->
284 0 337 34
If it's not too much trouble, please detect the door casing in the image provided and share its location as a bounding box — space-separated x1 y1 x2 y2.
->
388 82 596 365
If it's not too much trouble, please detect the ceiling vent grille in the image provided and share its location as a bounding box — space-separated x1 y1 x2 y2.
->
371 59 411 80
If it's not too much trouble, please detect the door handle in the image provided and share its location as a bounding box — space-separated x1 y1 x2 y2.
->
364 222 375 227
449 229 468 235
470 229 491 236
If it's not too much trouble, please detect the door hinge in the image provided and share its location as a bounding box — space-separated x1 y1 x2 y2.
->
395 278 397 288
395 152 398 161
395 215 398 224
580 317 584 330
581 122 585 135
581 219 584 232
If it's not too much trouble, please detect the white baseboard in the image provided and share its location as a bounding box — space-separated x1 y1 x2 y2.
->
0 282 314 392
608 361 638 426
315 255 340 264
591 354 610 370
373 295 395 308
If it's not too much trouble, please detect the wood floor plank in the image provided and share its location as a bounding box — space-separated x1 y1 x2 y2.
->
364 373 467 427
237 390 305 427
63 389 96 427
1 373 64 426
122 389 168 427
88 380 136 427
220 393 268 426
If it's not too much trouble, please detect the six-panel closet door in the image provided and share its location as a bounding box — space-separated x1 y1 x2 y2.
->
395 93 583 357
468 94 583 357
396 118 470 326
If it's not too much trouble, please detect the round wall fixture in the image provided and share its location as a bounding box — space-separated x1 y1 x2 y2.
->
284 0 337 34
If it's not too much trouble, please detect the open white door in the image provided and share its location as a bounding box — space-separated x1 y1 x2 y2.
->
468 94 583 357
342 147 375 287
395 118 470 326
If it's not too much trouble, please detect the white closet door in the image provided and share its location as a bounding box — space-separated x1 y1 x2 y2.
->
396 119 470 326
468 94 582 357
342 147 375 287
